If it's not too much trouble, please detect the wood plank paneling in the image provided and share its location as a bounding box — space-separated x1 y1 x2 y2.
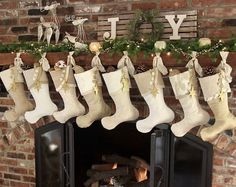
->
97 10 198 41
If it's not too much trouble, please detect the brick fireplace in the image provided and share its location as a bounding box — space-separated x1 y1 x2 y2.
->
0 0 236 187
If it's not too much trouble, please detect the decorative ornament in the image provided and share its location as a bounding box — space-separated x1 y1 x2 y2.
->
154 41 166 52
72 17 88 42
89 42 102 53
38 1 60 45
128 10 163 41
199 38 211 47
63 32 88 50
63 16 88 50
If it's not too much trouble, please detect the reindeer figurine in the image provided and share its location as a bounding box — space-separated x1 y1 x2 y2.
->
38 2 60 45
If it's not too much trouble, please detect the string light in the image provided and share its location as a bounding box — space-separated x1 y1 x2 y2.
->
167 52 171 56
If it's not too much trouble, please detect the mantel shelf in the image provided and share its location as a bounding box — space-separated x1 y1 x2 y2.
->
0 52 235 68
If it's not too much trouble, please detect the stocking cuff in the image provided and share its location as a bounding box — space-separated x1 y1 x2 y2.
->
134 68 164 95
23 67 48 89
50 66 76 92
102 66 131 94
74 67 102 95
169 70 198 99
0 67 24 91
199 73 231 101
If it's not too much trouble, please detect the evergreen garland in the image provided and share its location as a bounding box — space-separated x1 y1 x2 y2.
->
0 38 235 63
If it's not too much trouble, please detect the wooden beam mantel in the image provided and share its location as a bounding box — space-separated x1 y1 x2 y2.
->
0 52 235 68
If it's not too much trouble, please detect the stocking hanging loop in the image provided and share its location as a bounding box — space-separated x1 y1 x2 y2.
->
186 51 203 77
67 51 76 67
152 53 168 75
91 52 106 72
218 51 232 83
117 51 135 77
39 52 50 72
14 52 24 73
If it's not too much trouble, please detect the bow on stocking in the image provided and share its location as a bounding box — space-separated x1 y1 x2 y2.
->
218 51 232 83
153 53 168 75
14 52 24 73
185 51 203 76
117 51 135 77
39 53 50 71
91 52 106 72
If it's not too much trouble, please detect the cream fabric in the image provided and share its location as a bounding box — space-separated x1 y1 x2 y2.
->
53 87 85 123
134 68 164 95
101 67 139 130
76 86 111 128
74 67 102 95
101 89 139 130
102 66 131 94
170 69 210 137
199 73 231 101
136 89 174 133
25 84 58 124
171 95 210 137
0 67 24 91
200 93 236 141
23 67 48 89
50 66 76 91
169 69 198 99
3 83 34 122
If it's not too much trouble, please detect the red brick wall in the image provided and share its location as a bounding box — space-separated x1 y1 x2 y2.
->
0 0 236 187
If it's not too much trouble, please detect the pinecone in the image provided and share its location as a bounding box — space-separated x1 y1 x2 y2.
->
136 64 148 73
203 66 216 77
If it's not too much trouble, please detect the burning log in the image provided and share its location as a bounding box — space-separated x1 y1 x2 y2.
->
84 167 129 187
102 154 150 170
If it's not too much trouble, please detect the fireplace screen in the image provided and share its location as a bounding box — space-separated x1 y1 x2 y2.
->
35 121 213 187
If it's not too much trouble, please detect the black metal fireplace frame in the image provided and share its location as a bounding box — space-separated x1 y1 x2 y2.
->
35 121 75 187
35 121 213 187
150 124 213 187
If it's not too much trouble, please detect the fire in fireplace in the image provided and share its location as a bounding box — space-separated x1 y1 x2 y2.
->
35 120 213 187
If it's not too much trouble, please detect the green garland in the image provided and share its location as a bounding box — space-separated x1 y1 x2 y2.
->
0 38 236 63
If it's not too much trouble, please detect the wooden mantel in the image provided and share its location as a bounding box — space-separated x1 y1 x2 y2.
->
0 52 236 68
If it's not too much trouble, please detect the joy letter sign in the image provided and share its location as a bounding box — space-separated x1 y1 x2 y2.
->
97 10 197 41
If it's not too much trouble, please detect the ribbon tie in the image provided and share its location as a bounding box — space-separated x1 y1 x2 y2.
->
67 51 76 67
117 51 135 77
185 51 203 77
14 52 24 73
39 53 50 71
91 52 106 72
218 51 232 83
153 53 168 75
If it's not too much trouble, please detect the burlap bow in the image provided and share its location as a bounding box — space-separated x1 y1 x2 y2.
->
14 52 24 73
218 51 232 83
185 51 203 77
67 51 76 67
117 51 135 77
153 53 168 75
91 52 106 72
39 52 50 71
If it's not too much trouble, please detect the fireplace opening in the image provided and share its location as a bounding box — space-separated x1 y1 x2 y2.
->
35 120 152 187
73 120 151 187
35 120 213 187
